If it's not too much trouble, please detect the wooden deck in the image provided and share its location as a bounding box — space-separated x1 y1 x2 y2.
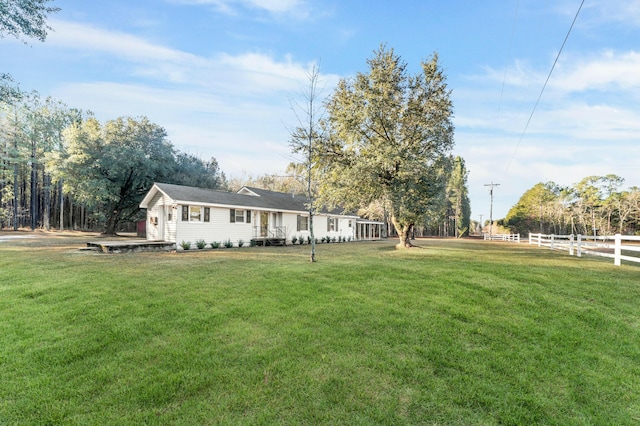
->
253 237 287 246
86 240 176 253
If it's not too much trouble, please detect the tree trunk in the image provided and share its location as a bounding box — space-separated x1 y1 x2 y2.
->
13 161 18 231
59 180 64 231
30 150 37 230
103 206 119 235
43 173 50 230
391 215 414 249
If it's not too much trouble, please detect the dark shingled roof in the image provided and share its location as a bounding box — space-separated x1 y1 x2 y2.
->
152 182 349 215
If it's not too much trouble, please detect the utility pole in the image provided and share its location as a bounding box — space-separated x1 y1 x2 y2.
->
484 182 500 239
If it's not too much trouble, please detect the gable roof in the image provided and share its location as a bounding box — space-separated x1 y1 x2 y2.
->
140 182 355 216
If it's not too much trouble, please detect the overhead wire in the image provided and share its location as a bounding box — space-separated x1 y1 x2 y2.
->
502 0 585 179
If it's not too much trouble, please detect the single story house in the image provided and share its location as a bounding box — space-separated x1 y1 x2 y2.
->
140 182 384 247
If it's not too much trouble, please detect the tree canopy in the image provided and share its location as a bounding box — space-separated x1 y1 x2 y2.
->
47 116 225 235
317 45 454 248
505 175 640 236
0 0 59 42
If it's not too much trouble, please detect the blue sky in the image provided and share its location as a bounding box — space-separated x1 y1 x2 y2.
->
2 0 639 220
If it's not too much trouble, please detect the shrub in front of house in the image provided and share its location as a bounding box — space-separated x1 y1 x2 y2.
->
180 241 191 250
210 241 220 249
291 236 298 244
196 239 206 249
223 239 233 248
238 239 245 248
250 238 257 247
307 236 312 244
298 236 304 245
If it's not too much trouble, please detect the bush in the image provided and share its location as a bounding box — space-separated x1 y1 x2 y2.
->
179 241 191 250
331 236 337 243
238 239 245 248
250 238 257 247
196 239 206 249
298 236 304 245
291 236 298 244
223 239 233 248
307 236 312 244
210 241 220 249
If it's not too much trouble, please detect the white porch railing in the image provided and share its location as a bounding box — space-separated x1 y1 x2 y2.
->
483 233 520 243
528 233 640 266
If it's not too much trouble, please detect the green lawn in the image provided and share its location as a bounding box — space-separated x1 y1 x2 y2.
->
1 234 639 425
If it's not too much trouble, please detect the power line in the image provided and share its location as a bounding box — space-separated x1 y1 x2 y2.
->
503 0 585 178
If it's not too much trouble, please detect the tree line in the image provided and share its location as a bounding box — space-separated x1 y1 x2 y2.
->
504 175 640 236
0 92 226 234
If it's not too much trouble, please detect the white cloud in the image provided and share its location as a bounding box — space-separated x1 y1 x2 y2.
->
581 0 640 28
48 19 199 65
45 20 334 96
550 50 640 93
169 0 309 18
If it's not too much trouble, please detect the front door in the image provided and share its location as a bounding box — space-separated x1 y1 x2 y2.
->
260 212 269 237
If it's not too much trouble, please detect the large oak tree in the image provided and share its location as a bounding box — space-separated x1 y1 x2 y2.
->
49 117 176 235
318 45 454 248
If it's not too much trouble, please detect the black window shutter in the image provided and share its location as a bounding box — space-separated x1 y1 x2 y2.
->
230 209 235 223
182 205 188 221
204 207 210 222
246 210 251 223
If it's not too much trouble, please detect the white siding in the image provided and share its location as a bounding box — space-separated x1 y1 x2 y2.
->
176 205 254 247
289 213 356 242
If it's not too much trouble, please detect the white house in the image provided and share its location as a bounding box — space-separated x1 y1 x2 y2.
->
139 183 383 247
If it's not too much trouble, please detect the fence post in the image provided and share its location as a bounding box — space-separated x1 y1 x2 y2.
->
577 234 582 257
614 234 622 266
538 233 541 247
569 234 574 256
550 234 555 250
516 233 520 243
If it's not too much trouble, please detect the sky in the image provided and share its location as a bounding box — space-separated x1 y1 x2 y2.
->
2 0 639 221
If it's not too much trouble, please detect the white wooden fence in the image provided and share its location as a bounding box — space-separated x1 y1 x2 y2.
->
528 233 640 266
483 233 521 242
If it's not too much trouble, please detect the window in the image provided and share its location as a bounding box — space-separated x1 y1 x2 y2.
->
168 212 172 222
297 215 309 231
230 209 250 223
190 206 202 222
182 205 209 222
327 217 337 232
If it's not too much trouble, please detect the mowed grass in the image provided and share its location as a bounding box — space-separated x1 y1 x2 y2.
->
1 234 639 425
